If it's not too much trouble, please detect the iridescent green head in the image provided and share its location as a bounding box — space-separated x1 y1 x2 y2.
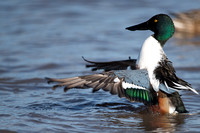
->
126 14 175 45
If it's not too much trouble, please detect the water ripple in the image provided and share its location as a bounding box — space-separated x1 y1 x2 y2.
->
1 0 200 132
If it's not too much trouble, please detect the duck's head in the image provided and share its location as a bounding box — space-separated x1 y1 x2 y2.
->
126 14 175 45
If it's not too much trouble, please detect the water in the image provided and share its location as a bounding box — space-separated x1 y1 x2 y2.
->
0 0 200 132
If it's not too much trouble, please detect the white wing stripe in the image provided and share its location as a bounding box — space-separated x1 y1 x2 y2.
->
173 82 188 89
172 82 199 95
186 86 199 95
114 77 120 82
122 81 147 90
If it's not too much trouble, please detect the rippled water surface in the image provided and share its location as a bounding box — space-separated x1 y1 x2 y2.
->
1 0 200 132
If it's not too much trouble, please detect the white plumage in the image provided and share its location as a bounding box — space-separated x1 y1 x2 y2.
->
137 35 164 92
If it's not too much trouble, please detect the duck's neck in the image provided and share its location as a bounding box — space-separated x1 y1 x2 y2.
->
154 34 168 46
154 25 174 46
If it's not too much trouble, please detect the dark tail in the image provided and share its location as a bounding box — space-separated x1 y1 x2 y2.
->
169 92 188 113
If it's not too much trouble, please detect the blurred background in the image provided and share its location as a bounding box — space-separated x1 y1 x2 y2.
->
0 0 200 132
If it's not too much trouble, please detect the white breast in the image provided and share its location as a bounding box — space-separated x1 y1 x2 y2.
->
137 35 165 92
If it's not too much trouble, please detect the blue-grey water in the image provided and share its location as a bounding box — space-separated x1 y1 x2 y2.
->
1 0 200 132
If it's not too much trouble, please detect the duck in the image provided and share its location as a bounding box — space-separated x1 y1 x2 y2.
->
173 9 200 35
46 14 199 114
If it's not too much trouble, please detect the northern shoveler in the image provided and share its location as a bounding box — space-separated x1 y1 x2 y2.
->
46 14 199 114
173 9 200 35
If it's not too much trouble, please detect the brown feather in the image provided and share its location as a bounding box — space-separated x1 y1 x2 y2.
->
46 71 150 105
92 82 106 92
117 78 125 97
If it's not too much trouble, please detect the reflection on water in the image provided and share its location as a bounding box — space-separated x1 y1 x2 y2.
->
1 0 200 132
97 102 188 132
139 113 186 132
174 32 200 45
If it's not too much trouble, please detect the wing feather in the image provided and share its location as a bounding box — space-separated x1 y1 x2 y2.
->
46 70 157 105
154 58 199 94
83 57 137 71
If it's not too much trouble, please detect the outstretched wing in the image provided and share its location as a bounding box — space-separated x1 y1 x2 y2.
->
83 57 137 72
46 69 157 105
154 59 199 95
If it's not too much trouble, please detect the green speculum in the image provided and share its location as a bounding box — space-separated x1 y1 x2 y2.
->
125 88 151 103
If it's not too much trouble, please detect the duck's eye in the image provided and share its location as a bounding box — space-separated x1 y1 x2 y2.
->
154 19 158 23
